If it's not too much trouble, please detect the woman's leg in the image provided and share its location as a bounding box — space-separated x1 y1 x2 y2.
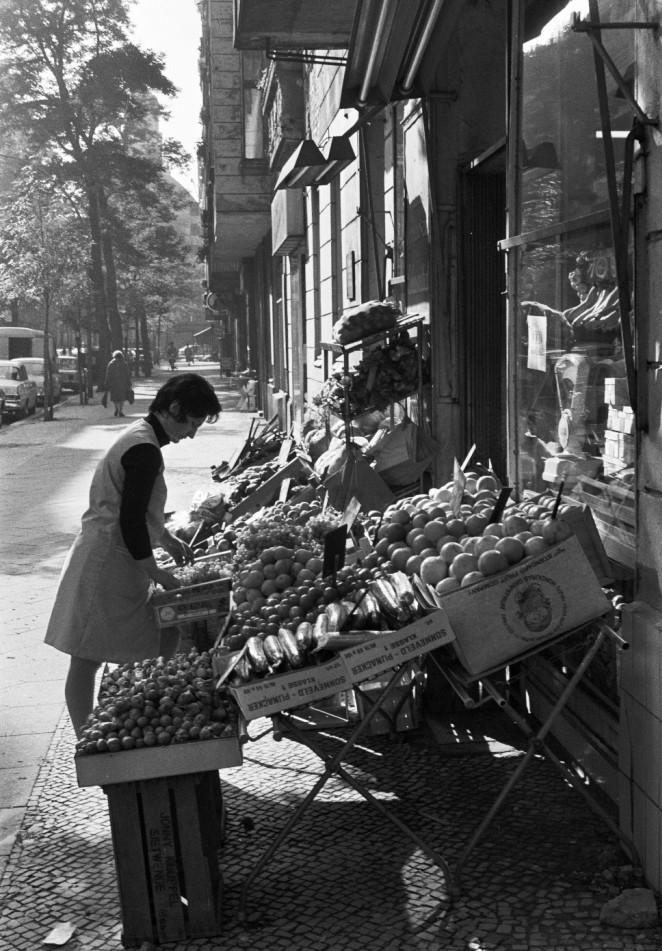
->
65 656 103 737
113 401 120 416
118 401 125 417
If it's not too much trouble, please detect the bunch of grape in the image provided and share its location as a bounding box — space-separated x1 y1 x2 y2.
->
171 559 231 587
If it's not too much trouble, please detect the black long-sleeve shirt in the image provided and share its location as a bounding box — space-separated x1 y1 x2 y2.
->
118 414 169 559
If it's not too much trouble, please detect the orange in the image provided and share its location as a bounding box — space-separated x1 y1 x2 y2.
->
477 550 509 576
450 552 479 581
461 570 484 587
423 520 448 545
495 536 525 564
419 556 448 586
391 546 414 571
435 576 460 595
440 541 464 564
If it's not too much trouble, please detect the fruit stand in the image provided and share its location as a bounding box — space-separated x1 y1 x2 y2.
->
73 407 631 943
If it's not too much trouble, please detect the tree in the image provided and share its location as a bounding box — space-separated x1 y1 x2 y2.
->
0 0 186 367
0 170 89 419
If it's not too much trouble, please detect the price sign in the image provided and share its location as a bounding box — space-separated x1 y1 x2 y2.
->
323 524 348 578
488 486 512 524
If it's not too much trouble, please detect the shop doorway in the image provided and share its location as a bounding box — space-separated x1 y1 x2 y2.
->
459 167 507 481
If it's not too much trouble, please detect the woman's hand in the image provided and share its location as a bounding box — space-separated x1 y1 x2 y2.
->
160 530 195 567
151 566 183 591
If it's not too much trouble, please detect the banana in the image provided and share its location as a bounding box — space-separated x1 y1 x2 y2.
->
340 598 364 630
360 590 384 628
324 601 349 632
389 571 421 616
295 621 314 653
278 627 304 668
313 612 329 647
245 635 270 675
263 634 285 668
370 577 411 624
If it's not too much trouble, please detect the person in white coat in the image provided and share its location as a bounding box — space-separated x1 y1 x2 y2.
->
45 373 222 737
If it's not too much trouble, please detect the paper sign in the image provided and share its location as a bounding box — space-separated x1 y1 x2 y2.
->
230 658 351 720
450 458 466 518
340 610 456 684
341 496 361 529
527 312 547 371
278 477 291 502
43 922 76 946
277 437 293 466
323 524 348 577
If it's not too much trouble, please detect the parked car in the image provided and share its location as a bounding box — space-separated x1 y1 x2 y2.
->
0 360 38 419
58 354 87 393
16 357 62 406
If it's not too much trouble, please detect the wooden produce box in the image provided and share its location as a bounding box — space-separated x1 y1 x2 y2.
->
152 578 232 629
105 770 225 948
556 503 613 585
353 662 423 736
441 536 611 676
229 454 314 519
75 735 242 788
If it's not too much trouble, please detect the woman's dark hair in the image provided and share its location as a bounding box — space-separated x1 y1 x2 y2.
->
150 373 221 421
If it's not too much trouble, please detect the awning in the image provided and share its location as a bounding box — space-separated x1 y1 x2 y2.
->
234 0 355 50
340 0 465 109
275 137 356 189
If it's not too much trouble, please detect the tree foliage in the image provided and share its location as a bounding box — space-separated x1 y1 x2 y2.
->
0 0 194 367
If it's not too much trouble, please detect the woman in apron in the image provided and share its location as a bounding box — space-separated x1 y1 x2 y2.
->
45 373 222 737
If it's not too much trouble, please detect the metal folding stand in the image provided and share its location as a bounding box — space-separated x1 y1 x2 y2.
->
430 621 639 896
238 661 453 923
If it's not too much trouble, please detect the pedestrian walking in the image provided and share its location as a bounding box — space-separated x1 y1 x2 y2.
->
236 375 257 411
102 350 132 417
184 345 194 366
44 373 222 737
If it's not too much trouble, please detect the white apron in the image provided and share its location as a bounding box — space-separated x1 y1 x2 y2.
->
45 418 179 663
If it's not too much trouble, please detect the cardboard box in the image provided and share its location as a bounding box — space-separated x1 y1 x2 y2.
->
75 735 242 787
152 578 231 629
604 431 635 464
607 405 634 435
604 377 629 408
440 535 611 676
230 611 456 720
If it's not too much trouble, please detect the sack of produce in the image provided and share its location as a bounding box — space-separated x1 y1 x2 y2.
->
332 299 401 345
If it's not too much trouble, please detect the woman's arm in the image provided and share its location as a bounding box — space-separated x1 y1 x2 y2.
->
120 444 188 590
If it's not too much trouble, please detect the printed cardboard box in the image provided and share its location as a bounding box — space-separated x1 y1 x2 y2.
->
440 535 611 676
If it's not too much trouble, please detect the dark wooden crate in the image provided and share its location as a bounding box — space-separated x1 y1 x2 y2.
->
105 771 225 948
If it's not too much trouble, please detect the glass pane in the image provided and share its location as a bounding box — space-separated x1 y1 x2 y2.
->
521 0 634 233
515 0 636 572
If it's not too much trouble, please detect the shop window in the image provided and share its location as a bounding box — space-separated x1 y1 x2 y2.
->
510 0 635 573
242 51 265 161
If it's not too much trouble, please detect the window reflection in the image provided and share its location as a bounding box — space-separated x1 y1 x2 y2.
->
515 0 635 570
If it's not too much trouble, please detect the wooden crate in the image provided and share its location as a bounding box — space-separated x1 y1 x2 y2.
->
569 475 635 571
152 578 232 629
353 663 423 736
75 735 242 787
105 771 225 947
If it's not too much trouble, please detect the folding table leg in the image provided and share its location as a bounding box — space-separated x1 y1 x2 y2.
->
238 665 453 922
451 627 636 894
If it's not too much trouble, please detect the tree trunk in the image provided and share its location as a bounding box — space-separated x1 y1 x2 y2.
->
139 305 153 376
43 293 54 422
98 187 124 353
86 184 111 375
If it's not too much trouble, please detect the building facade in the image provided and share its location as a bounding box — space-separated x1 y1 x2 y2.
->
199 0 662 890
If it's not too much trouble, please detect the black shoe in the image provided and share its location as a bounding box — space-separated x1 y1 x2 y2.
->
114 409 118 416
119 412 125 417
